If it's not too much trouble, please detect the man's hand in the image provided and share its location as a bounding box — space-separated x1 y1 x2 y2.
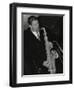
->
43 60 50 68
48 42 53 49
51 50 59 59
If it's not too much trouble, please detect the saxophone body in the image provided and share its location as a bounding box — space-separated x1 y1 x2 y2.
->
41 27 59 74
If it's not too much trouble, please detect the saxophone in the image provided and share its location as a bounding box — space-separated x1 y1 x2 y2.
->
41 27 59 74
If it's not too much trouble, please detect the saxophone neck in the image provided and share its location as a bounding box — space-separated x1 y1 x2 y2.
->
41 27 47 36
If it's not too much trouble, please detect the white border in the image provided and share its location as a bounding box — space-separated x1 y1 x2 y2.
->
16 7 70 83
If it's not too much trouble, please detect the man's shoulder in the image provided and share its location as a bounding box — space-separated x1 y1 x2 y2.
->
24 28 31 35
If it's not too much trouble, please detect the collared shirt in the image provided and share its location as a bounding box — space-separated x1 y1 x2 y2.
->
31 31 40 40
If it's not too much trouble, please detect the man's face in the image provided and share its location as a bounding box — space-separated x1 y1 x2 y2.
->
31 20 39 32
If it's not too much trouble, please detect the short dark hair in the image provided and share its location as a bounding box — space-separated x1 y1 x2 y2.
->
28 16 38 25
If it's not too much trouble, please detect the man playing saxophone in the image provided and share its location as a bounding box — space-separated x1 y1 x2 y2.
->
24 16 59 75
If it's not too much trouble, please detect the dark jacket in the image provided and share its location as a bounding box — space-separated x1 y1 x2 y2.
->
24 28 47 75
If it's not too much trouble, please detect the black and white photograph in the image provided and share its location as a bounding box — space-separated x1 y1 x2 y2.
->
22 14 63 75
10 3 72 87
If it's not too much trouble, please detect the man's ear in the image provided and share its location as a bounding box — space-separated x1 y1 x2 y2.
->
29 25 31 28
